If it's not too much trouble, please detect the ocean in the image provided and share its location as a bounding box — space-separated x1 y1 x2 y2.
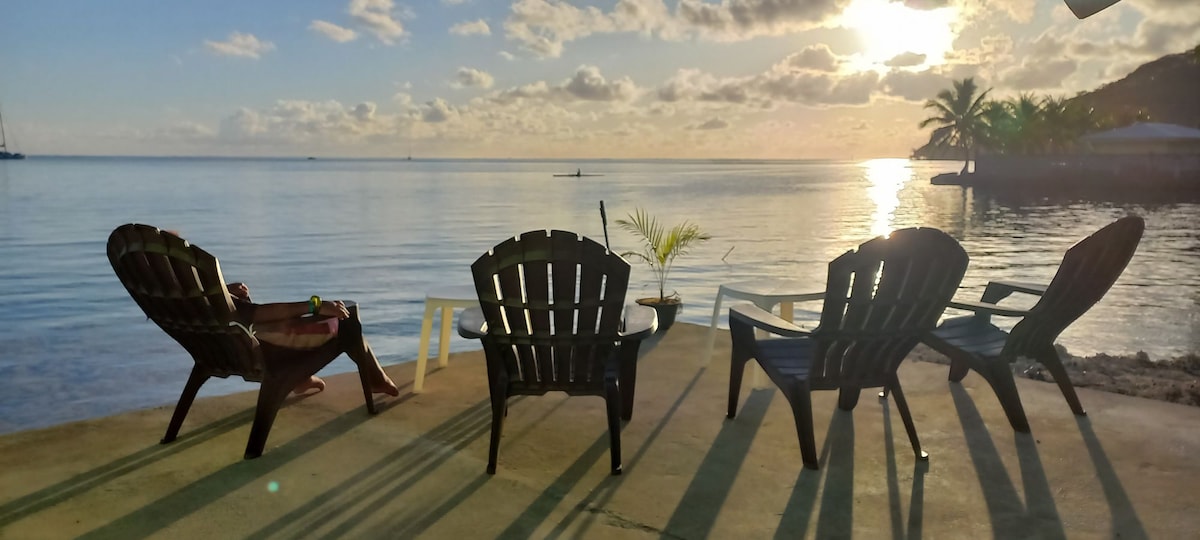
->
1 156 1196 434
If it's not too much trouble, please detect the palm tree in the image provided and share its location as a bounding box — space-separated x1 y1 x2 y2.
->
615 208 710 303
919 78 992 174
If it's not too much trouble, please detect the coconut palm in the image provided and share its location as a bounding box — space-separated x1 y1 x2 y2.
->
919 78 993 174
615 208 711 303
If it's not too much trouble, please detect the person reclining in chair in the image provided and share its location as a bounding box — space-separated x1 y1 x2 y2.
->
225 281 400 397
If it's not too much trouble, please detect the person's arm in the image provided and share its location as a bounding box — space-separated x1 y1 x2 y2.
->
234 297 348 321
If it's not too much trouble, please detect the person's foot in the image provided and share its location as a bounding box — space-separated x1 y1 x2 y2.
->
293 376 326 395
371 371 400 396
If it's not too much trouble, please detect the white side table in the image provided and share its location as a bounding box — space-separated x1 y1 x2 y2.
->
414 285 478 393
705 280 824 384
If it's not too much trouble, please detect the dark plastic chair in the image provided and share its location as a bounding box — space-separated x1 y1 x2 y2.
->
458 230 657 475
923 216 1145 432
107 224 377 459
728 228 969 469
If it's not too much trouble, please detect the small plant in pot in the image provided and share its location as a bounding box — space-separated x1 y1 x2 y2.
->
615 208 711 332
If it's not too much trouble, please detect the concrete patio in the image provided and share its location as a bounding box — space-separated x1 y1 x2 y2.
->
1 323 1196 539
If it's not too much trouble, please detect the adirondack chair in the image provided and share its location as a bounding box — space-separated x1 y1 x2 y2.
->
727 228 969 470
107 224 378 459
923 216 1145 432
458 230 657 475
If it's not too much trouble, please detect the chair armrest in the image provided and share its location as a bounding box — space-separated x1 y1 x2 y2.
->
980 280 1047 304
786 292 827 303
457 306 487 339
729 304 812 338
946 299 1031 318
619 304 658 341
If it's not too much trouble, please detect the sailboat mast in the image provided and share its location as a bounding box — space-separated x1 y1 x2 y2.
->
0 108 7 151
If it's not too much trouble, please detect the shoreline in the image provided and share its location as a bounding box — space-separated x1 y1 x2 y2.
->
908 345 1200 407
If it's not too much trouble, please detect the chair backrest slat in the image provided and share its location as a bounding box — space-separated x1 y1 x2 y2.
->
107 224 263 381
1005 216 1144 357
472 230 630 394
810 228 968 389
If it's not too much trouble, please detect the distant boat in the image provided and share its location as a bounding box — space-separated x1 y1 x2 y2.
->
553 169 603 178
0 105 25 160
306 156 316 160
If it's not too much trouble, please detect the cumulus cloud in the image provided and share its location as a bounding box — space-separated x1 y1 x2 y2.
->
310 20 359 42
785 44 841 71
884 52 927 68
219 100 401 145
880 69 952 101
422 98 460 123
503 0 851 58
656 52 882 108
1002 58 1078 90
204 32 275 59
450 19 491 36
454 67 495 88
489 65 639 103
690 117 730 130
349 0 406 44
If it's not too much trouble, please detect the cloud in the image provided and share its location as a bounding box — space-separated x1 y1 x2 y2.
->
884 52 927 68
450 19 491 36
785 44 841 71
422 98 460 123
1002 59 1078 90
690 117 730 130
219 100 402 145
203 32 275 59
880 69 952 101
442 0 469 4
489 65 639 103
655 52 881 108
310 20 359 42
349 0 406 44
503 0 850 58
454 67 495 88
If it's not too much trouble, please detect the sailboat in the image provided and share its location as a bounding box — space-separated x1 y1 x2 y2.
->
0 105 25 160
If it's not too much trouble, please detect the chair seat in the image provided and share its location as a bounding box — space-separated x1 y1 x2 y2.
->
930 315 1007 358
755 337 815 382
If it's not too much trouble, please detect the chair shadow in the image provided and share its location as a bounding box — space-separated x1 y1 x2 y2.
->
813 411 855 539
949 385 1064 539
544 366 709 539
881 399 927 540
0 406 257 527
661 387 775 540
1075 417 1149 540
774 407 839 539
75 391 414 540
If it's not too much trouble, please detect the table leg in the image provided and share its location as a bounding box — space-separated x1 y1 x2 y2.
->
780 302 794 323
437 305 453 368
703 290 725 366
414 302 435 393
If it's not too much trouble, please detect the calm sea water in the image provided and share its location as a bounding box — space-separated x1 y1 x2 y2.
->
1 157 1197 434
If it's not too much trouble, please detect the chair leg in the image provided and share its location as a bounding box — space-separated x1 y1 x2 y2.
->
888 375 928 460
356 368 378 415
837 386 861 411
244 375 294 459
1037 346 1086 416
619 341 640 421
786 384 820 470
984 363 1031 433
948 356 971 383
486 384 507 475
605 378 623 475
161 365 210 444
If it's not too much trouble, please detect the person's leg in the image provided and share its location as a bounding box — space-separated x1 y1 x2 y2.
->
339 303 400 396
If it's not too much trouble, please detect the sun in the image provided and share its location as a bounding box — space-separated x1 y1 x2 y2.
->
842 0 958 68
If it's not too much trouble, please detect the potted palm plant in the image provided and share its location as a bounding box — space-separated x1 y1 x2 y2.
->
615 208 711 332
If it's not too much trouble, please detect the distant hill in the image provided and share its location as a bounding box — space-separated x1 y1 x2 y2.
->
1072 48 1200 128
912 45 1200 159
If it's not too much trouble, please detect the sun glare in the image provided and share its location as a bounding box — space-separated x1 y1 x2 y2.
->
842 0 957 69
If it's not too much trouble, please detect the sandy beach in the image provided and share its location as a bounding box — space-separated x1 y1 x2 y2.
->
2 323 1198 539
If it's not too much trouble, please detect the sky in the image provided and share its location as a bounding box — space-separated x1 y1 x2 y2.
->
1 0 1197 159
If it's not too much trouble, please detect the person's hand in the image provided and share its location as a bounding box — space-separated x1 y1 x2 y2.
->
227 282 250 300
318 299 349 319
